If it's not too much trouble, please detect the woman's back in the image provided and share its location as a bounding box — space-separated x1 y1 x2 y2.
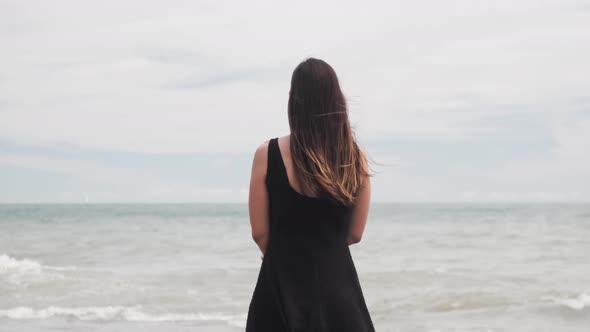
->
272 135 354 245
245 136 375 331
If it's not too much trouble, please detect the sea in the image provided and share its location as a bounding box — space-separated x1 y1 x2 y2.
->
0 203 589 332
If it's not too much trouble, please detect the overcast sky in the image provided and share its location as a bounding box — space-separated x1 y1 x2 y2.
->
1 0 589 203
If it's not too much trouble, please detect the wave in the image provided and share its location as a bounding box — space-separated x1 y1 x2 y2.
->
0 254 76 271
542 292 590 310
0 254 76 286
0 254 43 275
0 306 246 327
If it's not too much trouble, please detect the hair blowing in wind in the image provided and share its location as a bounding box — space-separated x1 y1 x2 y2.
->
288 58 373 206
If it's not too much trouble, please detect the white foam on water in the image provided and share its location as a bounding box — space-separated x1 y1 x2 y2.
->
0 254 74 286
0 254 42 275
542 292 590 310
0 305 246 327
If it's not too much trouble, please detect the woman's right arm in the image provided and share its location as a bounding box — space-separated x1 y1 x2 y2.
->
347 167 371 245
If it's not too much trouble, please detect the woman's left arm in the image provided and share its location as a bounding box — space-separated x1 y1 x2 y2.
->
248 141 270 256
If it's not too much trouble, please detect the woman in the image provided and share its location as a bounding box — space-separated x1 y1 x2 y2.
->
246 57 375 331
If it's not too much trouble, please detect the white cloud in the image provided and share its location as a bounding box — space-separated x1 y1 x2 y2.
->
0 153 247 203
0 0 589 201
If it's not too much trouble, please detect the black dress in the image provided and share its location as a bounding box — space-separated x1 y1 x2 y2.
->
246 137 375 332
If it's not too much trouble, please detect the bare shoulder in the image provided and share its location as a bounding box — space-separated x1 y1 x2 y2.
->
357 146 371 188
251 139 271 175
276 134 291 147
255 139 271 155
358 147 367 161
357 145 369 168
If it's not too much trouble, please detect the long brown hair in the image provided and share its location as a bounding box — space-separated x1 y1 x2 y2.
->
288 57 372 206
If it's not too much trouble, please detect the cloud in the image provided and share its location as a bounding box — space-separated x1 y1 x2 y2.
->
0 151 249 203
0 0 589 201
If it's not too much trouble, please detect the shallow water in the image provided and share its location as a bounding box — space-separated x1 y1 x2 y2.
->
1 203 589 331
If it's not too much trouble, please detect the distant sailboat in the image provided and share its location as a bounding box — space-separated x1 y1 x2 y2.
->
84 195 89 203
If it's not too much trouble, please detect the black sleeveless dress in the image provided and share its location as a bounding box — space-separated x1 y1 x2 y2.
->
245 137 375 332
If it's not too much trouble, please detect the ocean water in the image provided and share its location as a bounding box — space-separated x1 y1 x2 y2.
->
0 203 589 332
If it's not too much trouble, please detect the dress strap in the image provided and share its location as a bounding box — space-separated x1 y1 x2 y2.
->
267 137 288 189
268 137 329 202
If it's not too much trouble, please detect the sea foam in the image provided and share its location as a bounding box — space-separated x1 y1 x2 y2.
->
542 292 590 310
0 254 42 275
0 305 246 327
0 254 74 286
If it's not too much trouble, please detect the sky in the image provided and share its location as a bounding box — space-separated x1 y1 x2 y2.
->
0 0 589 203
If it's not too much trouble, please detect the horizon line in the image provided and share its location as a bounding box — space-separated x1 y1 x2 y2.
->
0 200 588 205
